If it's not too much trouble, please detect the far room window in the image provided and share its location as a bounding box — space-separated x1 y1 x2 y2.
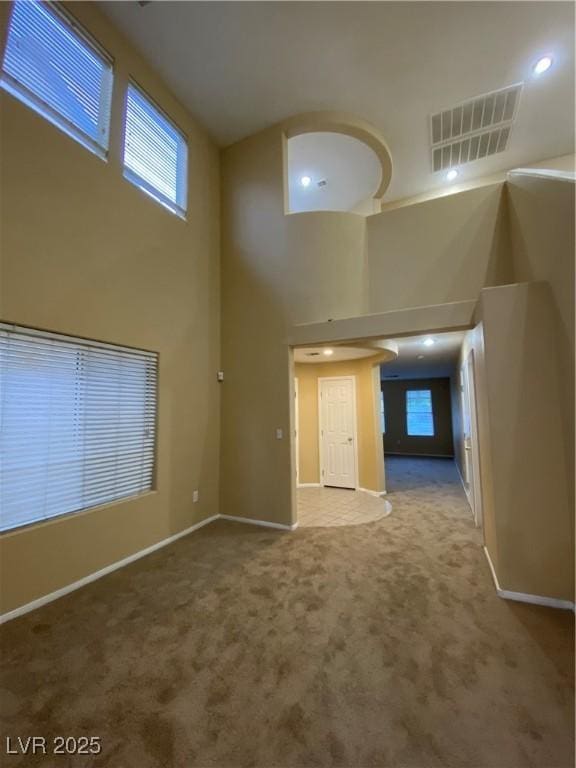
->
0 324 158 533
406 389 435 436
123 83 188 218
1 0 114 158
380 390 386 433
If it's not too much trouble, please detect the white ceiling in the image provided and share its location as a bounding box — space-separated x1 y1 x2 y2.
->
101 1 575 202
287 132 381 213
381 331 466 380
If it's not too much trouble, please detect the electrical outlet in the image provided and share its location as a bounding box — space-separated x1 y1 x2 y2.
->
193 490 199 503
276 428 283 440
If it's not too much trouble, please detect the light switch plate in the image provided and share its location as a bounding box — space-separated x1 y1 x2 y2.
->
276 428 283 440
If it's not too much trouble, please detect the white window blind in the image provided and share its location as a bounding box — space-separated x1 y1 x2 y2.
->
1 0 113 157
406 389 435 437
0 325 158 533
123 83 188 217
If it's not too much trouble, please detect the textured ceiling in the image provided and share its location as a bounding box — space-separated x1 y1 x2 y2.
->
100 1 575 202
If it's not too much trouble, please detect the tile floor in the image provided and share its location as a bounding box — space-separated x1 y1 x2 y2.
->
297 485 391 527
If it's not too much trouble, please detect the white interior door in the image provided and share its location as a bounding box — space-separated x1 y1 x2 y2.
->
319 377 357 489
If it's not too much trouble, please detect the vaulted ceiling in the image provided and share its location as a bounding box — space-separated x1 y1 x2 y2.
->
101 1 575 202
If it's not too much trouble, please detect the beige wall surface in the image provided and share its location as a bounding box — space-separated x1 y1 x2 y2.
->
506 175 575 522
220 125 370 527
480 283 573 601
366 183 513 314
295 360 384 492
0 2 220 613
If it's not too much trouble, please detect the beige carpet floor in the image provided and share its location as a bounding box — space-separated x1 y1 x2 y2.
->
1 457 573 768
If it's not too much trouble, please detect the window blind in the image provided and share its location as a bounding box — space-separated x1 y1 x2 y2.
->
123 83 188 217
406 389 435 437
0 325 158 533
1 0 113 157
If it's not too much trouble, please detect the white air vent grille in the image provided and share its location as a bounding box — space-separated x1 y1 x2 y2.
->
430 83 522 172
433 126 511 172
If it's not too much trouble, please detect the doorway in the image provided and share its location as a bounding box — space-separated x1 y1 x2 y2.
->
319 376 358 489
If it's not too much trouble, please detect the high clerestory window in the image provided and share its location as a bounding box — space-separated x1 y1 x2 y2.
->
123 83 188 218
1 0 114 158
0 324 158 533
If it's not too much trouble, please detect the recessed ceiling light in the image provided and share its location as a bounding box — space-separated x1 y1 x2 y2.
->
300 176 311 188
417 354 425 359
323 348 334 356
533 56 553 76
423 338 435 347
446 169 458 182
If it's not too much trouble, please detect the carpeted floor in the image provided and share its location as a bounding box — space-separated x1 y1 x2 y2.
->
1 457 573 768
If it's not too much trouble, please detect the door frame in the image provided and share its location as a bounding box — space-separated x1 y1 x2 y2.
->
461 349 483 529
318 375 359 490
294 377 299 485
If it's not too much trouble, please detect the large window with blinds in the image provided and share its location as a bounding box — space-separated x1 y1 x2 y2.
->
123 82 188 218
0 325 158 533
1 0 114 158
406 389 435 437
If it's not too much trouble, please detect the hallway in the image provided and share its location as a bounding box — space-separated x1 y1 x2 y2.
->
1 458 573 767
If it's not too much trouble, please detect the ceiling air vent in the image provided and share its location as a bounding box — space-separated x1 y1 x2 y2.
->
430 83 523 172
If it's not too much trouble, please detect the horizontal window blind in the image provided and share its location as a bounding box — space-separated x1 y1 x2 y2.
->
123 83 188 217
0 325 158 533
406 389 435 437
1 0 113 157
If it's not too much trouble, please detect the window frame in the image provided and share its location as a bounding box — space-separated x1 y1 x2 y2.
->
0 0 114 160
405 388 435 437
0 322 159 534
122 80 188 219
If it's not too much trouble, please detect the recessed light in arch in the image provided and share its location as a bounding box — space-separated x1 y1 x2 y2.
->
423 338 435 347
287 132 383 214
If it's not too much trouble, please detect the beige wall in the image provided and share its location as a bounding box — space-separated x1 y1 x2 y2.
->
506 174 575 520
367 183 513 314
0 2 220 613
295 359 384 492
479 282 573 600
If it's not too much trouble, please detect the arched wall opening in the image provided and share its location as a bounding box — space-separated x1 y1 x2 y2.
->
282 112 393 216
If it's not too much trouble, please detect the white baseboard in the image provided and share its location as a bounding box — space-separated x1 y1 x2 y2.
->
297 483 321 488
0 514 220 625
358 487 387 498
1 512 300 624
219 514 297 531
483 546 574 611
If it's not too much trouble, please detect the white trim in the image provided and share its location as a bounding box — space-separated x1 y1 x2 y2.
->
508 168 575 183
455 461 473 511
294 377 300 485
318 375 359 491
297 483 321 488
0 512 301 624
358 487 387 498
0 514 219 625
219 514 298 532
483 546 574 611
